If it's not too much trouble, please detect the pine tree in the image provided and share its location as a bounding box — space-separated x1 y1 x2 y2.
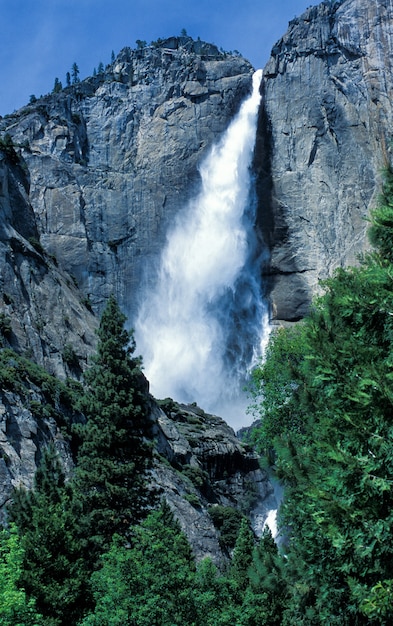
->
230 518 255 595
80 504 196 626
71 62 80 84
52 77 62 93
240 527 287 626
9 445 88 625
251 168 393 623
73 295 154 558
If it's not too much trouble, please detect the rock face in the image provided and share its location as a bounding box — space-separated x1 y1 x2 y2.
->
0 147 97 379
0 37 253 323
0 37 270 561
256 0 393 321
150 400 274 562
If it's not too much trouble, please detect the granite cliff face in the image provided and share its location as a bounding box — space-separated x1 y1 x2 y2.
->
1 4 392 343
256 0 393 321
0 147 97 378
0 38 253 325
0 38 269 560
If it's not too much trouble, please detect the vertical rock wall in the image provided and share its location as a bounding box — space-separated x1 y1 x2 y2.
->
1 40 253 323
257 0 393 321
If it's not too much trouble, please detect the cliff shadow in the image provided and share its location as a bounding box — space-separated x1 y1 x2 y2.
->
253 82 290 318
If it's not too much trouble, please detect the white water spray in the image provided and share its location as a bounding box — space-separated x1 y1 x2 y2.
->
135 70 270 429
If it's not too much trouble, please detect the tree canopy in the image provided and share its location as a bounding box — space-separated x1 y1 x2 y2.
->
249 167 393 623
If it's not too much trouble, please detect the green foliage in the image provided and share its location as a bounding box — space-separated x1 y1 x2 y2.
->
73 295 154 557
80 504 196 626
249 322 308 461
80 295 93 311
0 348 80 435
0 133 19 164
181 464 208 489
62 343 79 369
135 39 147 49
250 167 393 623
357 579 393 621
208 505 245 549
0 312 12 339
9 446 88 625
230 518 255 593
0 524 44 625
240 527 287 625
71 62 80 84
52 77 62 93
28 236 45 255
193 558 242 626
368 166 393 264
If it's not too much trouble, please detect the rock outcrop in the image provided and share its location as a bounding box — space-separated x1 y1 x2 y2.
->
0 368 275 562
256 0 393 321
151 400 274 562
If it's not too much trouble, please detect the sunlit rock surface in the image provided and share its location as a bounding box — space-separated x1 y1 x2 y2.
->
0 38 253 323
256 0 393 321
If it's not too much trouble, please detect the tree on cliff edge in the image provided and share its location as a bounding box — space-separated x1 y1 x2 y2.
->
73 294 154 559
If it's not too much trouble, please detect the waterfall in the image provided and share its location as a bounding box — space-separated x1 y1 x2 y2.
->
135 69 270 429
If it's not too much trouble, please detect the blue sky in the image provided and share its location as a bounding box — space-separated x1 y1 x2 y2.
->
0 0 314 116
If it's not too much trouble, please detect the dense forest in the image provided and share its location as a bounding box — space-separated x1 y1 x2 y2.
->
1 170 393 624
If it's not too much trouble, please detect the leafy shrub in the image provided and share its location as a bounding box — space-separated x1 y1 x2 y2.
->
208 505 245 549
181 465 208 489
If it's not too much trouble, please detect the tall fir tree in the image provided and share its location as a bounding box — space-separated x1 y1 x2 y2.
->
80 503 196 626
230 518 255 596
73 294 154 558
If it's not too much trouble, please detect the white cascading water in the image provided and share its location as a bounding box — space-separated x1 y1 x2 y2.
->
135 69 270 430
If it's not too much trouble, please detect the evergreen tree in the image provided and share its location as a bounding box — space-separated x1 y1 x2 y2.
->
52 77 62 93
9 446 88 625
239 527 287 626
71 62 80 84
80 504 196 626
193 558 242 626
73 294 154 558
251 168 393 623
230 518 255 594
66 72 71 87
